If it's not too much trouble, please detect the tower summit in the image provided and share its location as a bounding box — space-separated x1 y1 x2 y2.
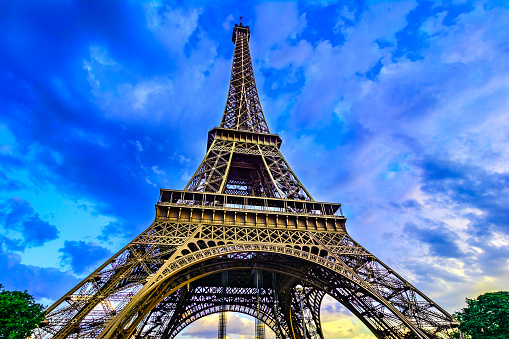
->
222 19 269 133
36 20 460 339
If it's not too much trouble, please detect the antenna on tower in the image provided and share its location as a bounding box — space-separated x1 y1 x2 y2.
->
240 16 243 26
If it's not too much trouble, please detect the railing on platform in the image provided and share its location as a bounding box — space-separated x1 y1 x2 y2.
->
158 189 344 218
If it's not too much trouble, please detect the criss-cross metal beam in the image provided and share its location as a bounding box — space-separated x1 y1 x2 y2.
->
220 23 269 133
35 19 460 339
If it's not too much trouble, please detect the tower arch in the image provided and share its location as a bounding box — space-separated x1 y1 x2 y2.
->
100 248 452 339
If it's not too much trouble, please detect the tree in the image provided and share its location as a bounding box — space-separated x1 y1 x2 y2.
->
401 330 441 338
0 284 45 339
454 291 509 339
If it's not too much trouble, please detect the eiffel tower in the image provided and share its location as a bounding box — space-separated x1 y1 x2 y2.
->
35 20 460 339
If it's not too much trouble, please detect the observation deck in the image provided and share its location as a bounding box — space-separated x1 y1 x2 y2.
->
156 189 346 232
207 127 282 150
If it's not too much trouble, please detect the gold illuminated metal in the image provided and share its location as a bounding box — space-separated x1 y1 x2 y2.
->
35 20 460 339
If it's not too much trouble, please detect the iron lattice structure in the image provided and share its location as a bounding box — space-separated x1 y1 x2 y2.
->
35 22 460 339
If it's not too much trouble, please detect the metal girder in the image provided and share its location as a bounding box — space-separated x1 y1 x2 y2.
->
220 23 269 134
36 215 459 339
218 271 228 339
185 140 312 201
36 19 460 339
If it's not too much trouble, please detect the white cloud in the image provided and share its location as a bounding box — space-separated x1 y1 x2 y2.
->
253 3 307 51
258 1 509 315
262 1 418 128
82 5 231 127
89 46 116 66
144 4 202 55
17 0 509 337
179 313 276 339
152 166 166 176
489 232 509 248
116 77 174 111
320 295 375 339
269 40 314 70
135 140 143 152
223 14 234 31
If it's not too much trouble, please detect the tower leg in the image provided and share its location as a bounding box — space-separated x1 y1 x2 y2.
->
218 271 228 339
272 272 283 339
301 288 325 339
254 270 265 339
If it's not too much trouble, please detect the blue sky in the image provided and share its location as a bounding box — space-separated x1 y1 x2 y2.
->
1 0 509 338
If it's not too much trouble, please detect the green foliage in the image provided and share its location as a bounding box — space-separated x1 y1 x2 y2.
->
454 291 509 339
401 331 440 339
449 329 461 338
0 284 45 339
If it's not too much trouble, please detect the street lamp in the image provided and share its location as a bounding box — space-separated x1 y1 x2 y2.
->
295 285 306 339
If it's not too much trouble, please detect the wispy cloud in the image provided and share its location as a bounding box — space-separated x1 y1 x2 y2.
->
1 0 509 337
